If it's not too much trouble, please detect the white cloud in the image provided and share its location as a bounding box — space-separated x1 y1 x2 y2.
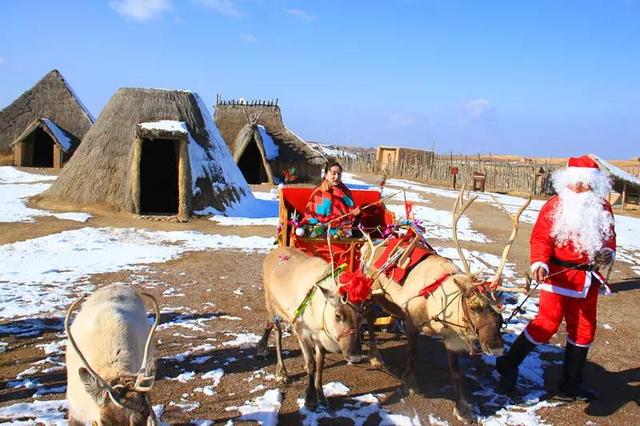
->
240 32 258 43
284 8 316 21
109 0 172 21
193 0 240 16
389 112 416 128
463 98 492 119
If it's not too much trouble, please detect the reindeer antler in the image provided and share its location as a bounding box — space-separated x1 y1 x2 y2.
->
134 292 161 391
490 195 532 293
65 296 127 408
452 185 478 276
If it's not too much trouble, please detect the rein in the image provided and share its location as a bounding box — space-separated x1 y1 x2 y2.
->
502 260 592 326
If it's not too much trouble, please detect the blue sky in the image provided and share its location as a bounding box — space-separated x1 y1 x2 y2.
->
1 0 638 159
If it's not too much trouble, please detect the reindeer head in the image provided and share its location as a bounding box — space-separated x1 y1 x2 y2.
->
451 186 531 356
317 284 364 364
66 293 161 426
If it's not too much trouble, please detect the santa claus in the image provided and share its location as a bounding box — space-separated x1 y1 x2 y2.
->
496 155 616 401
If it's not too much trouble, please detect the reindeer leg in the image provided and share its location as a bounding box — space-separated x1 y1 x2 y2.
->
366 307 384 369
298 337 318 411
446 348 474 422
401 321 418 396
256 322 273 358
68 417 84 426
314 343 328 407
274 323 289 384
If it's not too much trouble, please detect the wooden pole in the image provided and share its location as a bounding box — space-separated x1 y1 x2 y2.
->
622 183 627 210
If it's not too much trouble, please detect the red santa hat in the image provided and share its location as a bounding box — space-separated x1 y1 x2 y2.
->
564 154 600 185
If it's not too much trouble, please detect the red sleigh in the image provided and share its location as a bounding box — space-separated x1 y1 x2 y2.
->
277 187 395 272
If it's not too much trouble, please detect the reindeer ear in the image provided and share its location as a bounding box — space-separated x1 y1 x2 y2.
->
317 285 341 307
452 274 475 297
78 367 108 406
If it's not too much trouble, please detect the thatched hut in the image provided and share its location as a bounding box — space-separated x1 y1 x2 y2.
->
590 154 640 210
214 98 326 184
0 69 94 167
38 88 253 221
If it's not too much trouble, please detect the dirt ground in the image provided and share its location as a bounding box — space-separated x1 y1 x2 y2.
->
0 171 638 425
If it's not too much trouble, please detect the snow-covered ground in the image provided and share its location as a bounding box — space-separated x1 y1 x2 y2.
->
0 227 274 319
0 167 91 223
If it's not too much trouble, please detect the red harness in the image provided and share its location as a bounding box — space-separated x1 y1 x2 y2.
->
373 234 436 283
418 272 453 298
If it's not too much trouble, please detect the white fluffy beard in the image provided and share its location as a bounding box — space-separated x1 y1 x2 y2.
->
551 189 614 259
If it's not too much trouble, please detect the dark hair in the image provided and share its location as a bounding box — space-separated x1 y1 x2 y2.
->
324 162 343 173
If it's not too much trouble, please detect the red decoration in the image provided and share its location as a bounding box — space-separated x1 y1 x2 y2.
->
405 201 414 219
418 272 452 298
451 167 459 175
283 167 298 183
338 270 373 304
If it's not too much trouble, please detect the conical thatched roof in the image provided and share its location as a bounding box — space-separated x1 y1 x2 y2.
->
214 102 325 183
0 69 94 155
39 88 252 219
11 118 75 153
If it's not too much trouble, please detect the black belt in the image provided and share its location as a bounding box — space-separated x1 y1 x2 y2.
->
551 258 595 272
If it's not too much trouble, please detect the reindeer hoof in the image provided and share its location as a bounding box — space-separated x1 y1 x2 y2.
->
369 355 384 369
255 341 269 358
454 401 475 423
400 383 417 397
276 373 289 385
317 391 328 408
304 396 318 411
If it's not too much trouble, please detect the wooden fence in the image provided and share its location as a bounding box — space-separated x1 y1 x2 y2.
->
340 154 560 195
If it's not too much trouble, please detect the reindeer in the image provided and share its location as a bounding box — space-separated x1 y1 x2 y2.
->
362 189 530 421
65 284 160 426
256 246 364 411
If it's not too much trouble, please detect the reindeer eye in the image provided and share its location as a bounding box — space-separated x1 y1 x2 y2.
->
335 313 343 322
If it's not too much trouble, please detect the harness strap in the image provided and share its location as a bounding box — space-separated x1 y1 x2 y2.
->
551 257 595 271
293 264 347 321
418 272 454 298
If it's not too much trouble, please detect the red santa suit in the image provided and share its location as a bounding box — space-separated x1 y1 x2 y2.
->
524 159 616 347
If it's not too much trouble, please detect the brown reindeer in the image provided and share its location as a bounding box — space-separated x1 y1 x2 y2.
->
256 246 364 410
363 189 530 421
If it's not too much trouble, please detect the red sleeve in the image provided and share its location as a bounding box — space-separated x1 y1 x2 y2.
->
530 197 556 267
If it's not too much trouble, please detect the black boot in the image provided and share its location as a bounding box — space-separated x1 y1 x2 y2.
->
496 333 536 393
558 343 598 401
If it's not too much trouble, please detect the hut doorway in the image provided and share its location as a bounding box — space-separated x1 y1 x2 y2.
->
238 141 268 184
31 128 55 167
140 138 179 215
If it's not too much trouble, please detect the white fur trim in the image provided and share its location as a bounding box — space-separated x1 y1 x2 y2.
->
567 336 591 348
538 272 592 298
524 328 543 345
552 167 612 199
530 262 549 275
566 167 599 184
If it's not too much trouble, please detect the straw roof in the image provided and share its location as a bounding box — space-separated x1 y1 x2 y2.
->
590 154 640 193
0 69 94 155
39 88 252 217
214 102 325 183
11 118 75 153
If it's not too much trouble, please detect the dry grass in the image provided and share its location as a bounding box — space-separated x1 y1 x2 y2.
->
0 69 93 155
